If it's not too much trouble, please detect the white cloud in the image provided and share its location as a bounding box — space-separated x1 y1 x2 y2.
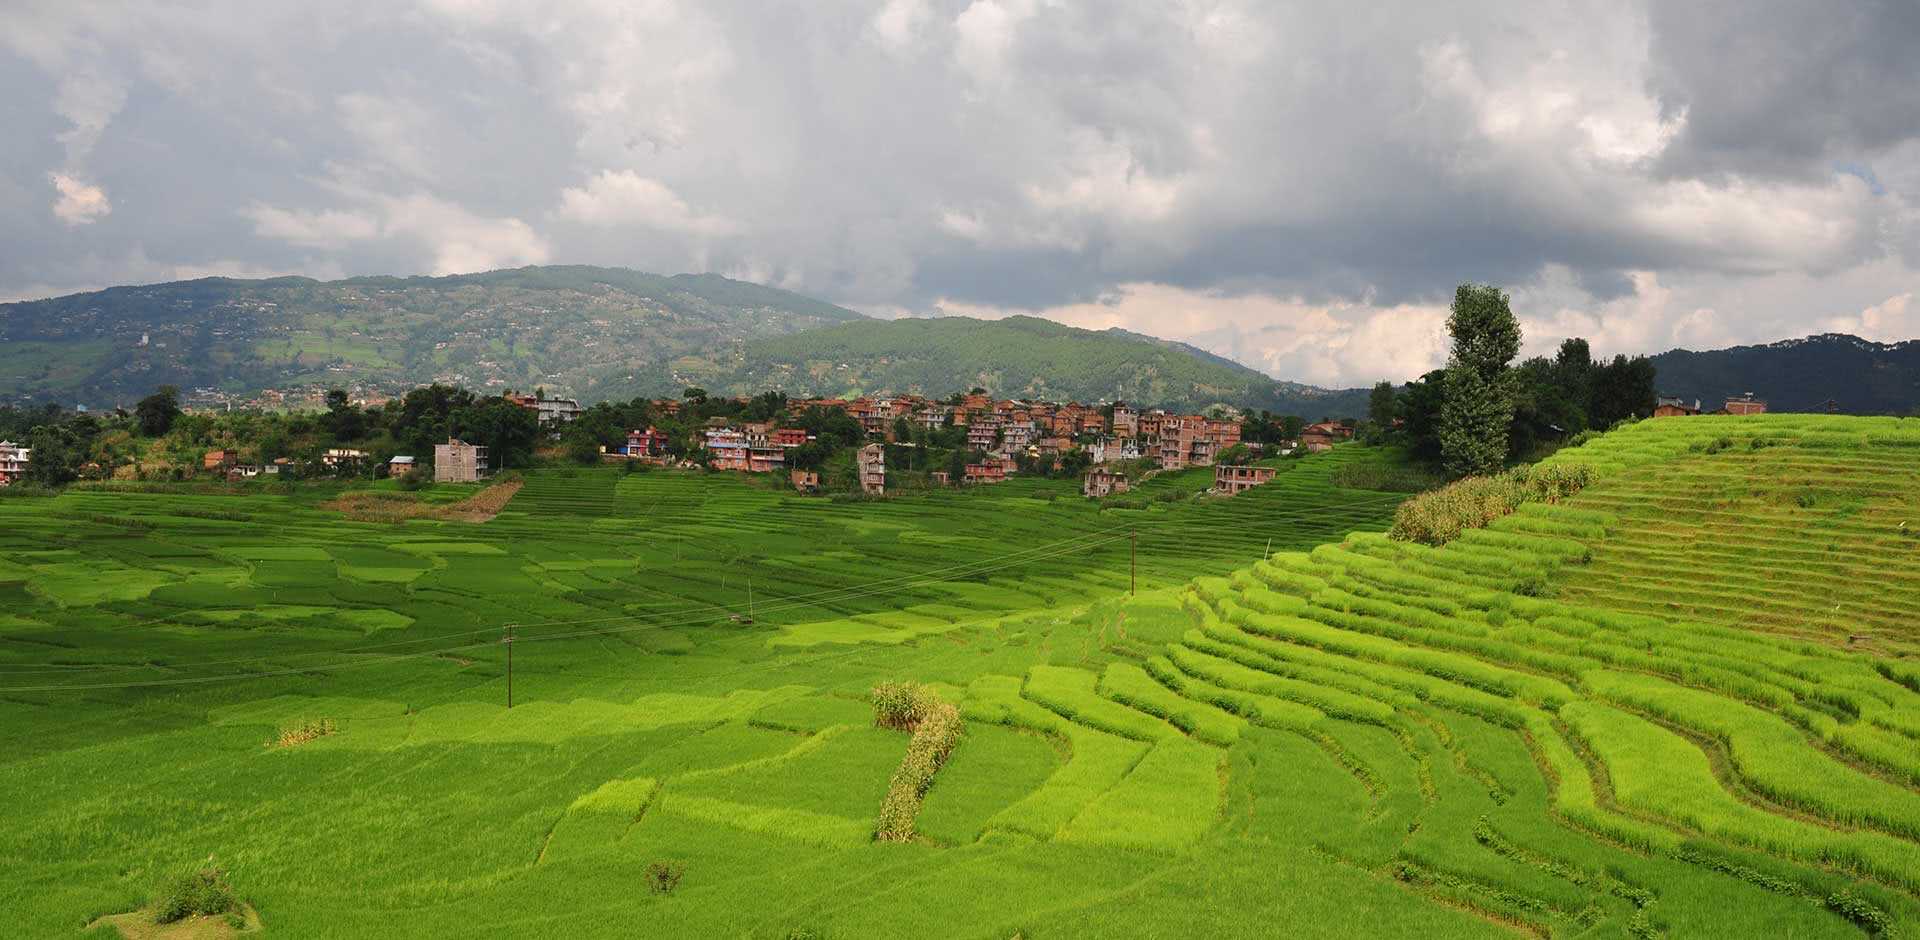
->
1820 292 1918 342
934 283 1451 387
380 193 550 275
868 0 932 56
554 170 737 236
241 203 380 249
49 173 110 224
246 187 549 276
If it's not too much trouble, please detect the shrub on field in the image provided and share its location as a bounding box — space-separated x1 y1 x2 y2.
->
870 682 963 842
156 863 237 924
645 860 684 895
1389 463 1597 545
1388 474 1528 546
395 469 427 491
870 682 926 731
273 718 336 748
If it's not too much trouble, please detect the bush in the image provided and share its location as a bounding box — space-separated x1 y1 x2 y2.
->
1388 474 1529 546
156 864 237 924
1389 463 1597 545
395 469 427 491
645 860 685 895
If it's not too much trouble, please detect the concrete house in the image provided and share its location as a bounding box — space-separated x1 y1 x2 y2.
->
0 441 30 486
1083 467 1129 498
1724 393 1768 415
434 439 490 482
1653 396 1702 418
858 443 887 494
1215 464 1278 495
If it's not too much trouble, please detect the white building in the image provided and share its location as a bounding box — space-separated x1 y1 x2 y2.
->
0 441 29 486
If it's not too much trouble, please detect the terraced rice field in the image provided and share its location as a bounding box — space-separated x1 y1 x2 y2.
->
4 419 1917 937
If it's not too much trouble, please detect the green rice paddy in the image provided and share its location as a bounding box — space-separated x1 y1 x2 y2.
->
5 421 1920 938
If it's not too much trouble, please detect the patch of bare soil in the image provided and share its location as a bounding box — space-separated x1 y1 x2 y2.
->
327 478 523 523
88 904 262 940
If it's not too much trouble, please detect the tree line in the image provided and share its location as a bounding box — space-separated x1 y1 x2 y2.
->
1370 284 1657 476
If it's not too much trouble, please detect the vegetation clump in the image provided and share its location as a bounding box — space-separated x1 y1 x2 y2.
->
273 718 336 748
645 861 685 896
1389 463 1596 545
871 682 963 842
156 863 238 924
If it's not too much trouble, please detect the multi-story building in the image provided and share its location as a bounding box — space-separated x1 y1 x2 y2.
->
858 443 887 494
705 428 751 471
0 441 29 486
434 439 490 482
1215 464 1278 495
1724 393 1768 415
1082 467 1129 498
624 427 671 459
508 393 585 424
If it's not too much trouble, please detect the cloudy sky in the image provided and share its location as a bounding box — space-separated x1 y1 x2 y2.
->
4 1 1918 386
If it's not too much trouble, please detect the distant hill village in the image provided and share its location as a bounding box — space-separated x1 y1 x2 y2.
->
0 377 1779 496
596 392 1356 499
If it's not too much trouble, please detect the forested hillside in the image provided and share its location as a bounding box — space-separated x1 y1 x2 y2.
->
0 266 864 407
689 315 1373 416
1649 333 1920 413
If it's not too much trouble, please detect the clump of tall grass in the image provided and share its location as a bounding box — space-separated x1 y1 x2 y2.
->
1389 463 1597 546
156 862 237 924
273 718 336 748
645 860 685 895
871 682 962 842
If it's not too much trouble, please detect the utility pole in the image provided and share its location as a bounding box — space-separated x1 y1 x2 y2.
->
1130 530 1137 596
503 623 515 709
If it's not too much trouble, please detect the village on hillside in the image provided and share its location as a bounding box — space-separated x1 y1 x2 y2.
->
595 391 1357 498
0 382 1778 498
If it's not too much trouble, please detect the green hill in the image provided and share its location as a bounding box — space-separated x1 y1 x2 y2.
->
0 266 865 407
691 314 1372 415
1649 332 1920 413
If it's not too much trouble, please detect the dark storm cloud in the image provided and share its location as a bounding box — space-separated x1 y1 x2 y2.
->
1646 0 1920 179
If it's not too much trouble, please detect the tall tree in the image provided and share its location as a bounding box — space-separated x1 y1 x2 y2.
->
135 386 182 437
1367 382 1397 430
1439 284 1522 477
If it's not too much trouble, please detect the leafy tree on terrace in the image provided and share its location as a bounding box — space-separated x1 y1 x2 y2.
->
1439 284 1522 477
451 396 540 469
135 386 182 437
1367 382 1396 429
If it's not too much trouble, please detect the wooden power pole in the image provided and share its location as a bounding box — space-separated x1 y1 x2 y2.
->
503 623 515 709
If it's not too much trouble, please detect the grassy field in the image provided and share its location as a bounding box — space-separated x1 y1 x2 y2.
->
3 423 1918 938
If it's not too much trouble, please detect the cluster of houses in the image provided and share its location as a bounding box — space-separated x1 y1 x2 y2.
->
601 393 1361 498
1653 392 1768 417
